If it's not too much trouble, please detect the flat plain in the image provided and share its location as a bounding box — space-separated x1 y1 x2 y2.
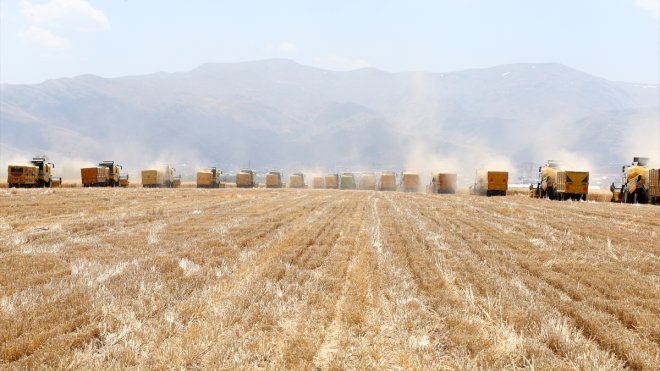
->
0 188 658 369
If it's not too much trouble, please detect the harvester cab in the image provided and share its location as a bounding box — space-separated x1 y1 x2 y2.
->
531 160 561 198
615 157 650 204
168 166 182 188
633 157 649 167
29 157 55 187
99 161 122 186
619 157 649 204
31 157 54 171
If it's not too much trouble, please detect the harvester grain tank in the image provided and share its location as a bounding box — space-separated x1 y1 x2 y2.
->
7 157 58 188
142 165 180 188
236 169 257 188
472 170 508 196
401 171 420 192
312 176 324 189
430 172 457 194
340 173 357 190
530 161 589 200
81 166 109 187
379 171 397 191
289 173 305 188
197 167 222 188
649 169 660 205
555 171 589 200
611 157 650 203
360 173 376 190
266 171 283 188
325 173 339 189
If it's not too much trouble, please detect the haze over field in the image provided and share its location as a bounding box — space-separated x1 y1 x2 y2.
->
1 59 659 184
1 0 659 187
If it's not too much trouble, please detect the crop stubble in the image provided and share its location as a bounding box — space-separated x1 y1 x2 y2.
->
0 188 658 369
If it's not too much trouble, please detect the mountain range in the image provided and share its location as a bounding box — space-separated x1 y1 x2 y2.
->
1 59 658 184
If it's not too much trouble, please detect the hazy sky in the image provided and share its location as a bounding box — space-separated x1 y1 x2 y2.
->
1 0 659 84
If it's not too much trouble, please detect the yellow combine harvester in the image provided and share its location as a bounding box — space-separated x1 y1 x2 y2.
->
142 165 181 188
289 173 305 188
7 157 59 188
266 171 283 188
401 171 420 192
312 176 324 189
471 170 508 196
360 173 376 190
430 172 457 194
81 161 125 187
530 161 589 201
340 173 356 190
325 173 339 189
379 171 397 191
197 167 222 188
611 157 651 204
236 169 257 188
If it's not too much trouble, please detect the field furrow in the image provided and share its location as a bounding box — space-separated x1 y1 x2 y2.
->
0 188 657 369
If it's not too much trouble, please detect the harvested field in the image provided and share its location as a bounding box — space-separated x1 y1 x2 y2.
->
0 188 658 369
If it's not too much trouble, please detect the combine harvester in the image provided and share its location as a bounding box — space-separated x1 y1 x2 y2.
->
7 157 60 188
266 171 284 188
429 172 457 194
142 165 181 188
312 176 324 189
236 169 257 188
196 167 222 188
379 171 397 191
611 157 654 204
289 173 305 188
81 161 126 187
325 173 339 189
340 173 357 190
530 161 589 201
401 171 420 192
471 170 508 196
360 173 376 190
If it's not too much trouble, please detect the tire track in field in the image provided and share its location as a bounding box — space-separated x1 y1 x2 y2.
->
143 192 353 368
406 194 657 370
384 193 624 369
139 192 341 367
451 213 658 370
1 190 330 368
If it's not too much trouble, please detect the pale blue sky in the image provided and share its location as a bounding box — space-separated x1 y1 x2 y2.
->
1 0 659 84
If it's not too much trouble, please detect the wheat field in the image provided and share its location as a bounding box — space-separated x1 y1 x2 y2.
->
0 188 658 369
